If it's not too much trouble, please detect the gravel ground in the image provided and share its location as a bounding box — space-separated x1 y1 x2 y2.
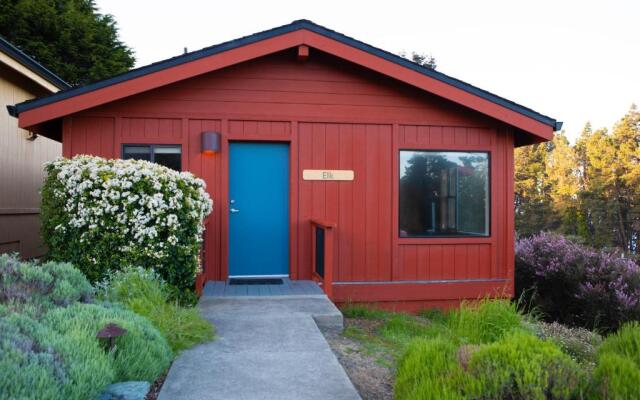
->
324 319 395 400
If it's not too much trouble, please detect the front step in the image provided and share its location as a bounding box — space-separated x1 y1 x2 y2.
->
198 295 344 333
203 278 326 297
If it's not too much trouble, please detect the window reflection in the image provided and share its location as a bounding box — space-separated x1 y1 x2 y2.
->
399 151 489 237
122 144 181 171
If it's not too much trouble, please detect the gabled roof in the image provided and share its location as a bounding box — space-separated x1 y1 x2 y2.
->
9 20 561 141
0 36 70 90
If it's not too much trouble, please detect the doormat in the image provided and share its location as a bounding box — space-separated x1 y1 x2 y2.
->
229 278 283 285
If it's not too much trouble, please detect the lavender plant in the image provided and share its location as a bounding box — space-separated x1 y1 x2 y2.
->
516 232 640 331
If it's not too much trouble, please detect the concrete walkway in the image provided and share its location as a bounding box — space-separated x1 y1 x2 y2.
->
158 295 361 400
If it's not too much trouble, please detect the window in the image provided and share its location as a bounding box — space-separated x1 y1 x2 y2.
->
399 150 489 237
122 144 181 171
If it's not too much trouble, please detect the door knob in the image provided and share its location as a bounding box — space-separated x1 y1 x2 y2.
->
230 208 240 213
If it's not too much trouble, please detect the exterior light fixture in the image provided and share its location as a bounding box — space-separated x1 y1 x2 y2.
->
201 131 221 156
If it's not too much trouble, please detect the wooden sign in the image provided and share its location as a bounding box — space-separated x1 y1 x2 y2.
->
303 169 354 181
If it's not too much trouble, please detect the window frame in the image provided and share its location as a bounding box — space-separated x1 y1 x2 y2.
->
398 148 492 239
121 143 183 171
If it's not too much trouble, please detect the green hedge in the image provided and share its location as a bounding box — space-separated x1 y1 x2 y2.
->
467 332 585 400
0 313 113 400
395 333 585 400
591 353 640 399
394 300 591 400
393 303 640 400
99 267 214 353
41 155 212 290
395 338 466 400
45 303 172 382
446 299 524 344
0 255 179 396
0 254 93 317
598 322 640 367
592 322 640 398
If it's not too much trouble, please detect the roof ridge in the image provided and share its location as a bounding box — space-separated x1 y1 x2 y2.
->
10 19 560 131
293 20 560 129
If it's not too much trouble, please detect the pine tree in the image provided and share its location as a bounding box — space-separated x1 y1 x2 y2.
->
0 0 135 85
546 132 580 234
578 126 618 248
609 105 640 252
514 142 556 236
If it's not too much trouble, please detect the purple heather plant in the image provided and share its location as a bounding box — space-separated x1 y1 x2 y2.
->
515 232 640 332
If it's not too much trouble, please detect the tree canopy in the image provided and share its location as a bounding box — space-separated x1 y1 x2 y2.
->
515 105 640 255
400 51 437 70
0 0 135 85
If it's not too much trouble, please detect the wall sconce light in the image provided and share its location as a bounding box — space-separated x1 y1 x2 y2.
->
201 131 221 156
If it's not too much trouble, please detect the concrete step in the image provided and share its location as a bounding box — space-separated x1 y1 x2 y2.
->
198 295 344 333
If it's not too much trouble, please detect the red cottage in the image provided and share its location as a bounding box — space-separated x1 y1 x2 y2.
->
9 20 560 310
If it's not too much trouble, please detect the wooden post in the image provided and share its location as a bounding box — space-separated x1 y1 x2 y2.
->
324 225 334 300
310 219 336 300
195 273 204 295
311 222 317 282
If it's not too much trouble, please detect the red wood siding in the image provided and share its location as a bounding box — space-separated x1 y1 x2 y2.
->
188 119 224 280
61 49 515 305
63 116 114 158
396 244 493 281
390 124 513 292
298 122 392 282
121 117 183 141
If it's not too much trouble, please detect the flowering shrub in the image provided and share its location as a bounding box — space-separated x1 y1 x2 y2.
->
41 155 213 290
516 232 640 332
534 321 602 365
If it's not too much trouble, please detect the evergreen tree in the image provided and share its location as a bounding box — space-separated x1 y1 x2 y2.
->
399 51 437 70
515 106 640 254
546 132 580 235
608 105 640 252
579 126 619 248
0 0 135 85
514 142 556 236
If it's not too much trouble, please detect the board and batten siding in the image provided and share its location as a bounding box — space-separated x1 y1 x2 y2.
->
0 64 61 257
60 48 515 306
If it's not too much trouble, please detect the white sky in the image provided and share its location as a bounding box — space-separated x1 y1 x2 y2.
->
96 0 639 141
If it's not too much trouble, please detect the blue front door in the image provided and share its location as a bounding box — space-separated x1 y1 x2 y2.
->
229 142 289 277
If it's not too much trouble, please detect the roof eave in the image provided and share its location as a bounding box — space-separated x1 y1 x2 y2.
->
0 36 70 90
11 19 560 141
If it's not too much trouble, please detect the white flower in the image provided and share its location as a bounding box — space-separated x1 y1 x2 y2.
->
46 155 213 278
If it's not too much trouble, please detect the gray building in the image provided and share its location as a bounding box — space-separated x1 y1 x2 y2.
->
0 36 69 257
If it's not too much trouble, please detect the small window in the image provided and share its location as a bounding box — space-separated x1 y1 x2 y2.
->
122 144 181 171
399 150 489 237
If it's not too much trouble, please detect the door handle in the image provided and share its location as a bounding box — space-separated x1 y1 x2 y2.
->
230 208 240 213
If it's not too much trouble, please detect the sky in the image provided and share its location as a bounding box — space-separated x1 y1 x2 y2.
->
95 0 640 141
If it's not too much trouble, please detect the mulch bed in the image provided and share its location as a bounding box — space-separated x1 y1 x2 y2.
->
145 371 168 400
324 318 394 400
